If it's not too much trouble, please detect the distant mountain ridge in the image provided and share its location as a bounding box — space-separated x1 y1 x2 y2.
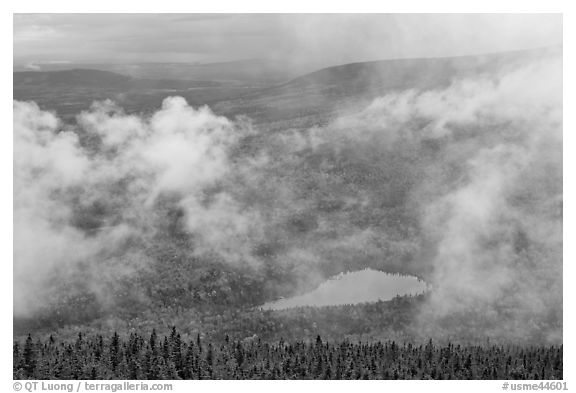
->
13 58 312 85
14 46 560 92
13 46 561 124
210 45 562 126
280 45 562 93
14 68 222 89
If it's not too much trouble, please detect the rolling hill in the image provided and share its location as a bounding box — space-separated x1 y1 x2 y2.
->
14 46 560 125
213 46 562 127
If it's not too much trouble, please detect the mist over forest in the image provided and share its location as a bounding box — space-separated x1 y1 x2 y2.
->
13 43 562 347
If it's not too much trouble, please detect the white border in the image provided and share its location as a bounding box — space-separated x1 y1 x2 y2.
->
2 4 572 392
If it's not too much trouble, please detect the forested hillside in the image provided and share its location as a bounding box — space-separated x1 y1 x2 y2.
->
13 46 563 358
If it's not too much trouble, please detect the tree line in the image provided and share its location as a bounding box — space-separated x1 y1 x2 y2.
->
14 328 562 380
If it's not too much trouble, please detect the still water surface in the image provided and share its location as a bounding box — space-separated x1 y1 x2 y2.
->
262 268 428 310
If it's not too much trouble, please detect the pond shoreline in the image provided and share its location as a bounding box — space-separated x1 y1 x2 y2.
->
261 268 429 311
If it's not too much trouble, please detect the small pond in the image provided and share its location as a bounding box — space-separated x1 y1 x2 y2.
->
261 268 428 310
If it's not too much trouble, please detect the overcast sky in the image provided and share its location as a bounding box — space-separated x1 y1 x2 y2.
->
14 14 562 68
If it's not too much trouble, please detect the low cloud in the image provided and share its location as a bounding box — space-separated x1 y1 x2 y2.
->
14 53 562 343
13 97 257 316
332 57 562 341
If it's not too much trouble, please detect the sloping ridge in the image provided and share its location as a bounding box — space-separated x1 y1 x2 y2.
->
212 45 561 126
280 46 561 94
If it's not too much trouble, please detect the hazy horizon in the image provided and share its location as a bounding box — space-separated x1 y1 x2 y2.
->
14 14 562 72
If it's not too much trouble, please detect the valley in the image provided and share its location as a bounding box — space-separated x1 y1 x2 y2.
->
12 45 563 379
